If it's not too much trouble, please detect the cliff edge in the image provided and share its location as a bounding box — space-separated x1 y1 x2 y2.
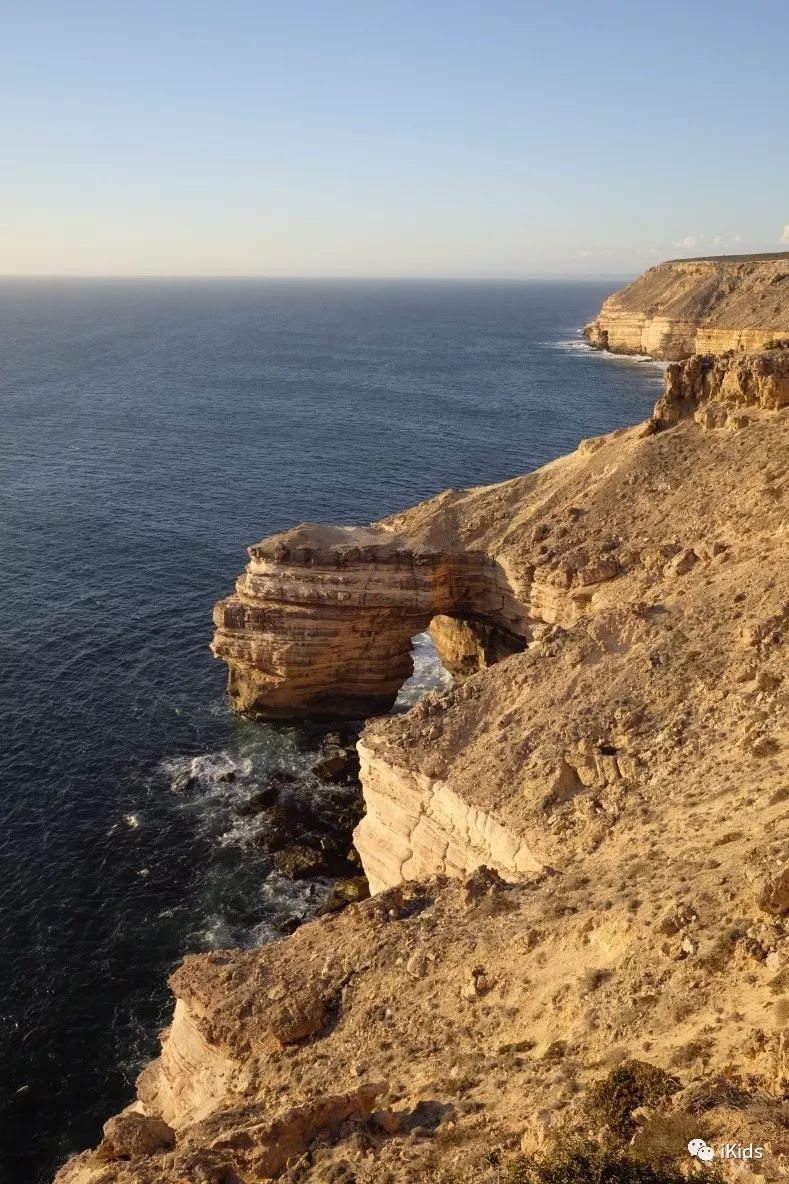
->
57 349 788 1183
584 253 789 359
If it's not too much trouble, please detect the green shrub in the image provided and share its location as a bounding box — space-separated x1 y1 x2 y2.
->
584 1060 681 1141
630 1111 711 1163
515 1140 714 1183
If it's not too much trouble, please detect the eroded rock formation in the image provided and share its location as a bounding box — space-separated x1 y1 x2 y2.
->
211 487 633 719
584 253 789 359
212 524 458 718
59 350 789 1183
355 740 544 893
655 339 789 428
212 521 540 719
351 346 789 894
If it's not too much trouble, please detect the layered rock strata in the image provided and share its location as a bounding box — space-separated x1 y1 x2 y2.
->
355 741 544 894
212 525 556 720
212 525 457 719
212 486 643 720
584 253 789 359
655 339 789 428
59 349 789 1183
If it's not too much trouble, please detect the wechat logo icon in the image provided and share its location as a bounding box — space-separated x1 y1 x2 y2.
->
688 1139 715 1162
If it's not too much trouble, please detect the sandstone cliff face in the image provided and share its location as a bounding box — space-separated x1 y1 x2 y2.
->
584 253 789 359
355 741 543 893
211 525 460 718
58 351 788 1183
211 511 586 719
655 340 789 428
212 472 640 719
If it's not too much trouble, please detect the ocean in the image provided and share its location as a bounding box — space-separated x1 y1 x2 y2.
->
0 279 663 1182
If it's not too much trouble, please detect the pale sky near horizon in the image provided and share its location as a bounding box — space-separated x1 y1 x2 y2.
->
2 0 788 278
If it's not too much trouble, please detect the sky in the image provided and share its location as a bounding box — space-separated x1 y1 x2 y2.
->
1 0 788 278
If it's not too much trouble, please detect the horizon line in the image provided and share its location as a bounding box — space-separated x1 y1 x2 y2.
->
0 271 636 282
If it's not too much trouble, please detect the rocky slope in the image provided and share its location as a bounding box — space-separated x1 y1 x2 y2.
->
57 348 788 1183
584 253 789 359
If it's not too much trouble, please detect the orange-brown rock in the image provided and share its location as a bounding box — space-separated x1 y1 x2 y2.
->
55 867 788 1182
584 253 789 359
654 340 789 429
211 520 536 719
212 524 456 718
428 613 524 677
211 488 632 719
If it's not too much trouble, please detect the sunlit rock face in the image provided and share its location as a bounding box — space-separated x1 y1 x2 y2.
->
655 341 789 428
211 523 533 720
210 515 610 721
584 254 789 360
353 741 543 893
212 525 456 718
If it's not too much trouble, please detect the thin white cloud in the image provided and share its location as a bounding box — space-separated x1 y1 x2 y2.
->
676 235 698 249
711 233 742 250
780 225 789 245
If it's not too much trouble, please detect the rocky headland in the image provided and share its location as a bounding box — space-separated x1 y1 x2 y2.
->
584 253 789 359
57 347 788 1183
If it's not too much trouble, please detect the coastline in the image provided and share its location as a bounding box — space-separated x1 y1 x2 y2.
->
549 330 668 372
3 279 670 1184
55 342 789 1183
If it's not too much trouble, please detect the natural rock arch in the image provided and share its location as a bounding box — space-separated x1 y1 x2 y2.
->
211 522 531 719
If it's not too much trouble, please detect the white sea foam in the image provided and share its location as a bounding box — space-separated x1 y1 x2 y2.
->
198 913 237 949
155 634 450 950
547 335 667 377
395 631 452 711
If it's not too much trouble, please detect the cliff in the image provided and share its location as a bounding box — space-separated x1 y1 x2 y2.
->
584 253 789 359
57 349 788 1183
210 522 529 720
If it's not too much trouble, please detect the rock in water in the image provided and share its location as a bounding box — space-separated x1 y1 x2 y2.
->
272 845 328 879
318 875 370 914
312 728 362 783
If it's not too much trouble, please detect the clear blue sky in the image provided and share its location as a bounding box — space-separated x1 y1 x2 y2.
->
2 0 787 276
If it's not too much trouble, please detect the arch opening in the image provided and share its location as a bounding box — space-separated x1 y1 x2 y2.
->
428 614 526 679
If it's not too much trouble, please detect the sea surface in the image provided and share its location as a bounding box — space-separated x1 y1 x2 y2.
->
0 279 663 1182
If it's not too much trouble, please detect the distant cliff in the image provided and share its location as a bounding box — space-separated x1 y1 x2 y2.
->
584 252 789 359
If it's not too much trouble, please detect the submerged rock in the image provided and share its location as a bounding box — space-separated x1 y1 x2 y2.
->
312 748 358 782
312 727 362 783
234 784 279 816
170 751 243 792
272 845 329 879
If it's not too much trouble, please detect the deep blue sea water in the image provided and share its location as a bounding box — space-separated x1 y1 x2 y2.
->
0 279 663 1182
